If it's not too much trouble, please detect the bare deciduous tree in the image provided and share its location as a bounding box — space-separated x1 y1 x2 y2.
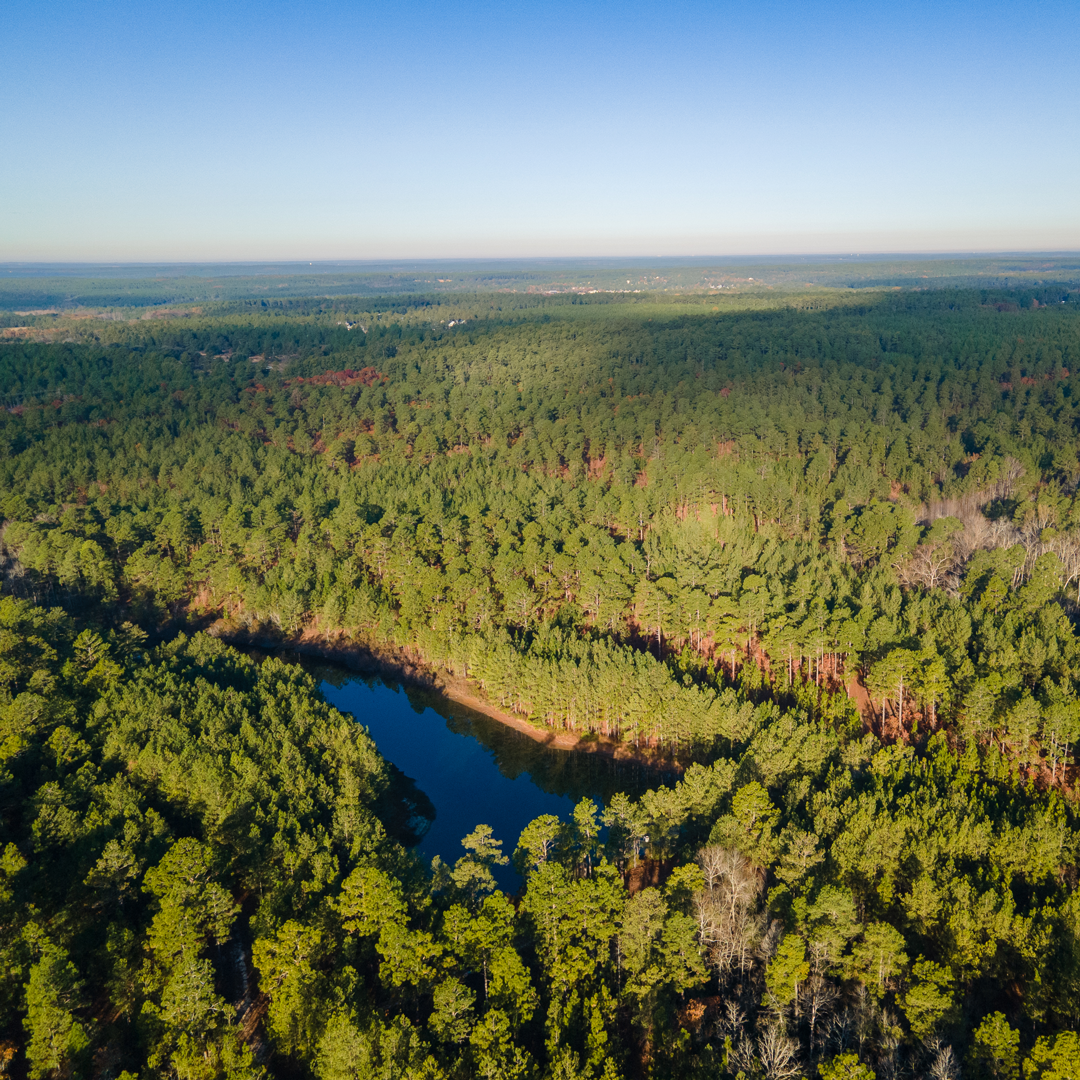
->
898 541 958 591
802 974 840 1055
715 1000 746 1041
826 1007 854 1057
697 845 761 922
695 845 766 979
928 1043 960 1080
757 1022 802 1080
729 1036 758 1077
1052 534 1080 599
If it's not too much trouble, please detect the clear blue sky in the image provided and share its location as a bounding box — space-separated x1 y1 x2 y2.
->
2 0 1078 261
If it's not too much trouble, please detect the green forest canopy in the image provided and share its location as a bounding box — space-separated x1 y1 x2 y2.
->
2 273 1080 1078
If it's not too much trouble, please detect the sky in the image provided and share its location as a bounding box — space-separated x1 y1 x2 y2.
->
2 0 1079 261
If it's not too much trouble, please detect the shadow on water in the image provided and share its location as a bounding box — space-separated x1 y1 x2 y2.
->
371 761 438 849
408 682 673 803
297 658 673 885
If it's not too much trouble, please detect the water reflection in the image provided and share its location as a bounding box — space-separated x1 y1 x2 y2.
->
306 663 671 883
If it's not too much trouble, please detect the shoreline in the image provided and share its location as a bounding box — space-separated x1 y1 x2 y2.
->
208 622 681 772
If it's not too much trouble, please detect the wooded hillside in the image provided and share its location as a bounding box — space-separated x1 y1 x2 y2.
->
2 285 1080 1078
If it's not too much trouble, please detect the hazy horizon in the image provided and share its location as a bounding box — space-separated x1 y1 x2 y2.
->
4 250 1080 274
5 235 1080 266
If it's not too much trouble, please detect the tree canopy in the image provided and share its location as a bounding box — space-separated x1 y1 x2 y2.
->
2 279 1080 1077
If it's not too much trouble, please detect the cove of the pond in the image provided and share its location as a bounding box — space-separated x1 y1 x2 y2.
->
302 660 676 887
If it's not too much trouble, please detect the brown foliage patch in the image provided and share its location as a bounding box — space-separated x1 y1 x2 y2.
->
287 367 387 388
587 455 608 479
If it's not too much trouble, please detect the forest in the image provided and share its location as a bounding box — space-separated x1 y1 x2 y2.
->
2 276 1080 1079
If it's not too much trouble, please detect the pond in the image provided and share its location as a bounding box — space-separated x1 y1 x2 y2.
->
313 667 672 886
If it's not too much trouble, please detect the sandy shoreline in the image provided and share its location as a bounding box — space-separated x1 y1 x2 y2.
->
434 673 654 761
210 623 677 769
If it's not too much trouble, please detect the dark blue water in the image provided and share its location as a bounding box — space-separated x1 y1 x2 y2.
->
315 671 664 881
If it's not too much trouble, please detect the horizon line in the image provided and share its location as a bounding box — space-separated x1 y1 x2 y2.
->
4 249 1080 271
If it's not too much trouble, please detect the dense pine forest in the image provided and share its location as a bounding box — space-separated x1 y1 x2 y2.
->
3 277 1080 1079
